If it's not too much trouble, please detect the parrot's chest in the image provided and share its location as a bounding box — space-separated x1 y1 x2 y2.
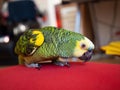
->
23 56 42 64
23 54 58 64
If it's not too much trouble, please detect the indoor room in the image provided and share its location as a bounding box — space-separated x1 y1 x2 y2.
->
0 0 120 90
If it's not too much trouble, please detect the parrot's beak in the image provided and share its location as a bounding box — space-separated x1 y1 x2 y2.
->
79 50 93 62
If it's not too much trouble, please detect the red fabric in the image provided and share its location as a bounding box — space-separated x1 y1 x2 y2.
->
0 62 120 90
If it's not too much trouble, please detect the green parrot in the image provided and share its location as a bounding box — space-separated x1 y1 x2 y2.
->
15 26 94 68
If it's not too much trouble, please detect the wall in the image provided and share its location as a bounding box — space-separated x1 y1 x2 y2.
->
89 0 120 49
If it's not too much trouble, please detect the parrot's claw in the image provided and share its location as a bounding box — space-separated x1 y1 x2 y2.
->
52 60 70 67
25 63 42 69
63 62 70 67
35 64 42 70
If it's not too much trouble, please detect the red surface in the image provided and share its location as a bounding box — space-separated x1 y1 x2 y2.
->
0 62 120 90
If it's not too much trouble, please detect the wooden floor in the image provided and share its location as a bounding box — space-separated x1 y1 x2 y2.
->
90 54 120 64
91 58 120 64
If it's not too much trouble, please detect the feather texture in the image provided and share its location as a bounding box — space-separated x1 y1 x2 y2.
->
15 26 85 64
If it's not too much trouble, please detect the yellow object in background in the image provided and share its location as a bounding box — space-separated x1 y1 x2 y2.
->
101 41 120 56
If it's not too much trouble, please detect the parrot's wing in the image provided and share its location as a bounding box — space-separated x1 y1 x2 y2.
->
15 29 44 56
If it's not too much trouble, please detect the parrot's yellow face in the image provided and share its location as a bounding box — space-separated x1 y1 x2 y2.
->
73 37 94 61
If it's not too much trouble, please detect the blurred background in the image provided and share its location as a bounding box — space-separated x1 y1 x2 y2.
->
0 0 120 67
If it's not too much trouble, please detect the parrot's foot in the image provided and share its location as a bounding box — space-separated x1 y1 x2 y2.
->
25 63 42 70
52 60 70 67
35 64 42 70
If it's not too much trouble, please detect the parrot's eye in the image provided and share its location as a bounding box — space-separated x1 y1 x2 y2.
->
81 43 86 49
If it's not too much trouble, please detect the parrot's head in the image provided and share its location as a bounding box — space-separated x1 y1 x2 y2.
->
73 37 95 62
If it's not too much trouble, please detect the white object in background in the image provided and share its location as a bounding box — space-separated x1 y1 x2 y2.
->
75 11 81 33
34 0 62 26
60 3 79 32
0 36 10 43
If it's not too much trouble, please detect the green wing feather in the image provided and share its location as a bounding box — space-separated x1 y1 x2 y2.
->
33 26 85 58
15 30 41 56
15 26 85 59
